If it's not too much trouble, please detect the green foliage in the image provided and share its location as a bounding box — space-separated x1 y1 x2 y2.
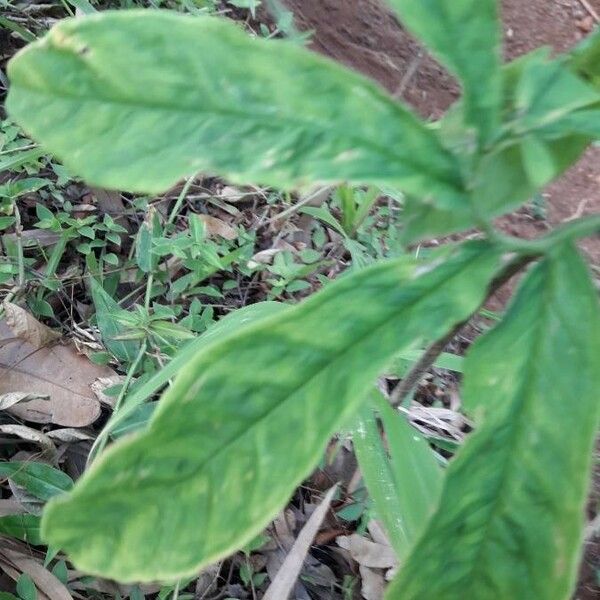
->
388 0 501 143
0 514 43 545
387 245 600 599
353 393 443 559
6 11 461 198
0 462 73 502
4 0 600 596
42 242 501 581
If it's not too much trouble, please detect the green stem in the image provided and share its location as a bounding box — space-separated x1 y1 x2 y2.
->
492 214 600 255
167 177 196 227
13 204 25 288
87 339 147 465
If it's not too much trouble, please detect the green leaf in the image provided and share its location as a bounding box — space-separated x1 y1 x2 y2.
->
387 244 600 600
388 0 501 143
566 26 600 89
135 223 153 273
402 50 597 242
0 461 73 501
354 392 442 559
90 278 140 363
42 241 502 582
97 301 290 451
0 514 43 545
512 49 600 133
16 575 37 600
65 0 97 14
6 10 463 202
0 216 16 229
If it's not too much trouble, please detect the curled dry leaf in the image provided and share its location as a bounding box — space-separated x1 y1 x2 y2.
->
0 313 116 427
0 424 56 455
3 302 60 347
0 392 48 411
336 534 397 569
46 428 94 443
359 564 386 600
197 214 238 240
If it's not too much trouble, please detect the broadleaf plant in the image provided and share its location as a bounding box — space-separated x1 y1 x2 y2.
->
5 0 600 597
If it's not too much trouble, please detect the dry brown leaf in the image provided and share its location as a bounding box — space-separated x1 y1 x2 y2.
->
359 565 386 600
263 485 337 600
0 498 25 516
336 534 397 569
0 424 56 455
0 546 73 600
0 392 48 410
4 303 60 347
46 428 94 443
0 317 115 427
197 214 238 240
91 376 123 408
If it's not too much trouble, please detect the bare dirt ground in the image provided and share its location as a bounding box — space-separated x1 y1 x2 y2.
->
281 1 600 597
283 0 600 268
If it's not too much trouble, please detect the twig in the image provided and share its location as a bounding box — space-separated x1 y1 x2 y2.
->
394 50 424 98
579 0 600 23
87 339 147 465
389 254 536 408
13 204 25 288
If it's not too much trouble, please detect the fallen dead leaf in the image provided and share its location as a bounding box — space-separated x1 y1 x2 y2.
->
4 303 59 347
359 564 386 600
264 486 337 600
0 392 48 411
336 534 397 569
0 424 56 455
0 312 116 427
197 214 237 240
0 541 73 600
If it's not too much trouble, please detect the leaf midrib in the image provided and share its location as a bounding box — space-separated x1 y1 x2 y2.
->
90 248 490 498
461 262 554 595
12 75 462 188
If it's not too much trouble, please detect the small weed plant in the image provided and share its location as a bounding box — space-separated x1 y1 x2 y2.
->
5 0 600 597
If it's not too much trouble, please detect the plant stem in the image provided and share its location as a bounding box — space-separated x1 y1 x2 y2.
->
13 203 25 288
488 214 600 255
390 253 536 408
167 176 196 227
87 339 147 465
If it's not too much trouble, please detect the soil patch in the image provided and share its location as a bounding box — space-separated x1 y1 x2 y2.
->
283 0 600 267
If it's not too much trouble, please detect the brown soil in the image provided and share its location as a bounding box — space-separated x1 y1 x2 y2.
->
281 1 600 598
283 0 600 268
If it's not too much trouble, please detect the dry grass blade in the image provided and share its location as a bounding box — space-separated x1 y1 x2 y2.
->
263 485 337 600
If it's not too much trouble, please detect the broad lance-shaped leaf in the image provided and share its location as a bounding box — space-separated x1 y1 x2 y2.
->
42 241 502 582
402 48 600 242
354 392 443 560
388 0 501 144
6 10 462 202
387 244 600 600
